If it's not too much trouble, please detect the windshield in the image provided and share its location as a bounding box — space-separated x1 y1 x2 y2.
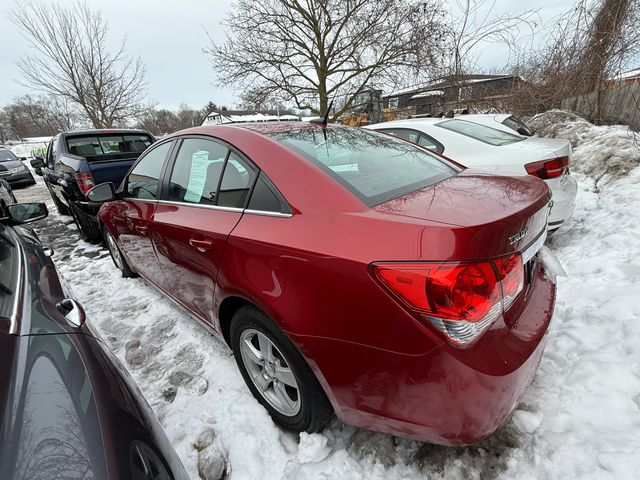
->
0 150 19 162
66 134 153 158
270 127 458 207
437 119 524 146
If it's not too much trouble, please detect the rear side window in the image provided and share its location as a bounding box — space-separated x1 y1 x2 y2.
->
66 134 153 158
247 172 291 214
167 138 229 205
125 141 173 200
217 153 257 208
437 119 524 146
502 116 533 136
271 127 457 207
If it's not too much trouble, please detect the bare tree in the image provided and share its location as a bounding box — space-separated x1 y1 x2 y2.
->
1 95 80 139
207 0 448 120
509 0 640 118
445 0 539 80
10 1 147 128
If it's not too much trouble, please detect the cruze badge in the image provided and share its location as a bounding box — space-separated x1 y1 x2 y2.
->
508 227 529 245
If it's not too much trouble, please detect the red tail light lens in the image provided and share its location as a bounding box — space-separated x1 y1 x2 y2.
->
525 156 569 179
75 172 95 196
493 253 524 309
373 256 524 347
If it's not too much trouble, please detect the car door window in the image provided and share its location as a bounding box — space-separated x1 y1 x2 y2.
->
167 138 229 206
46 139 55 168
217 153 257 208
125 141 173 200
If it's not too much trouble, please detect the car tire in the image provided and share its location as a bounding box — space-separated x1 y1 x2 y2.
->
70 203 102 243
49 189 70 216
102 226 137 278
230 305 334 433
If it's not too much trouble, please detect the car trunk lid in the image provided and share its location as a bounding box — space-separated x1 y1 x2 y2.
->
374 169 551 258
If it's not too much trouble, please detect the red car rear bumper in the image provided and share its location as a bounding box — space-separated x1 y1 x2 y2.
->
293 264 555 445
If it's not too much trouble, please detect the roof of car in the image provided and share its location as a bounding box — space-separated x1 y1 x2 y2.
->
60 128 153 137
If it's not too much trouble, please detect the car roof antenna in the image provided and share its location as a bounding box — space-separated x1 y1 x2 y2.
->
322 99 333 126
310 98 334 127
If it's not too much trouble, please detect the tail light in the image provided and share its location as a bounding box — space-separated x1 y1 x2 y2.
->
75 172 95 196
372 253 524 347
525 156 569 179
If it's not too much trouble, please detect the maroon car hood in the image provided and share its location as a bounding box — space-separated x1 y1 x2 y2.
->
374 170 551 256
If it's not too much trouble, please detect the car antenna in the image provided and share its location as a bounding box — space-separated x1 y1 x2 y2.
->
310 99 334 127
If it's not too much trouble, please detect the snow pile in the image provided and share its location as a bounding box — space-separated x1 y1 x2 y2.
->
13 118 640 479
528 109 640 185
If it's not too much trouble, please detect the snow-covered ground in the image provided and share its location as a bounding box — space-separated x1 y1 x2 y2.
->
11 114 640 479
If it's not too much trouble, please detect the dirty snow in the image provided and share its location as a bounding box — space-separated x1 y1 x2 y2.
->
11 115 640 479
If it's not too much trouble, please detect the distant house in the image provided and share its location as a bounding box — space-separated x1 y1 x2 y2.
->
609 68 640 86
384 74 525 115
202 109 301 125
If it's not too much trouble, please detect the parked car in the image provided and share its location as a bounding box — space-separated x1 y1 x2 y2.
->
0 201 188 480
88 123 557 445
0 148 36 188
0 179 18 205
366 118 577 231
40 129 154 242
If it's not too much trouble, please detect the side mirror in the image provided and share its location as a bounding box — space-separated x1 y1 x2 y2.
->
1 202 48 225
30 158 45 176
30 158 45 169
517 127 532 136
20 157 27 161
86 182 116 202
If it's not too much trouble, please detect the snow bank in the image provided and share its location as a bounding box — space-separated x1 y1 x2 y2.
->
528 110 640 186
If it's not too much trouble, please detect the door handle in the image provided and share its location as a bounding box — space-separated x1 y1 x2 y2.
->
134 225 148 235
189 238 213 252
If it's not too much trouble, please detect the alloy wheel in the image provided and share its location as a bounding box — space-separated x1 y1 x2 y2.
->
105 230 124 271
239 328 301 417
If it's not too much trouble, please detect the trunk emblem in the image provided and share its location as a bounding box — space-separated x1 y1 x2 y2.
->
508 227 529 245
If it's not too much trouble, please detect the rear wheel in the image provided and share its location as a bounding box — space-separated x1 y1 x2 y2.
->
52 194 70 215
230 305 333 433
103 226 136 278
70 203 102 243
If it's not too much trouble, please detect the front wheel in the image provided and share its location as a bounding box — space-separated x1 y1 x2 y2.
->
230 306 333 433
103 226 137 278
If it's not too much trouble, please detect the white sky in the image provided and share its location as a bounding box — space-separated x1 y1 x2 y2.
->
0 0 574 110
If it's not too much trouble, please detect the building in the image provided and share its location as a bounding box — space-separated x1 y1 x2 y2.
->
609 68 640 86
202 109 301 126
384 74 525 116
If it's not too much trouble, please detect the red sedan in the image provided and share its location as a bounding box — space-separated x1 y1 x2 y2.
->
89 123 555 445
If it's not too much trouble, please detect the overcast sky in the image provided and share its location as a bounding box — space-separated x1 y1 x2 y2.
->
0 0 574 111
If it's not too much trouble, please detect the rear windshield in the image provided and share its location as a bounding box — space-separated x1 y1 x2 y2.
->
0 150 18 162
66 134 153 158
437 119 524 146
270 127 458 206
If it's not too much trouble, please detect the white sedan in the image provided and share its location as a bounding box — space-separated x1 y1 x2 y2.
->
365 118 577 231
